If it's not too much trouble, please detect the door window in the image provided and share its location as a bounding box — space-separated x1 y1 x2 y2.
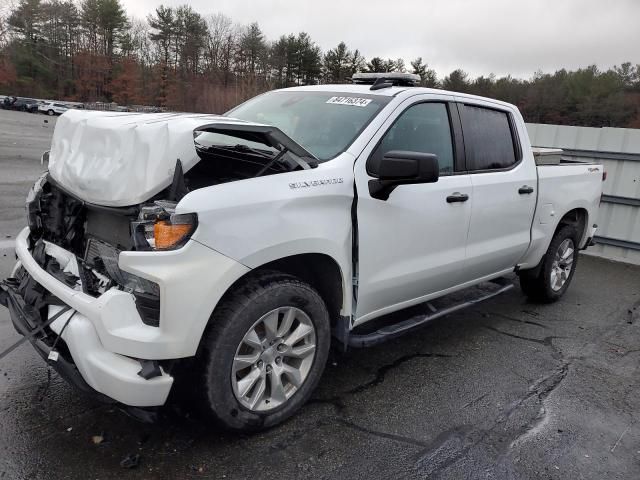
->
368 102 455 176
460 105 518 171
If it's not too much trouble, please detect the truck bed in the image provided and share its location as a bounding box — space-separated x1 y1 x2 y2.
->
532 147 597 166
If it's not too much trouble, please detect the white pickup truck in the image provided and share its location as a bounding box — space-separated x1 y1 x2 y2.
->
1 73 603 431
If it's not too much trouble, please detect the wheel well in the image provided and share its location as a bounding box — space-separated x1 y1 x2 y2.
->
217 254 344 328
557 208 588 244
257 254 344 326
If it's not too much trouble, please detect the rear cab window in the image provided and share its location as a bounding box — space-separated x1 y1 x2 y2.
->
459 104 520 171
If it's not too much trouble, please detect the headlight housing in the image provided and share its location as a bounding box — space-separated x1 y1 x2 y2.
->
132 202 197 251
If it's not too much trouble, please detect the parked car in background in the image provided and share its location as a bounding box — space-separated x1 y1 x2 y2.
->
2 96 39 113
39 102 69 116
65 101 86 110
27 101 42 113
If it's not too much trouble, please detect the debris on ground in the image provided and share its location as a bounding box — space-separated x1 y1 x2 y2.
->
120 454 141 470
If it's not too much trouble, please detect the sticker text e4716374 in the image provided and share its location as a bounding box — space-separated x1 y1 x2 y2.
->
325 96 372 107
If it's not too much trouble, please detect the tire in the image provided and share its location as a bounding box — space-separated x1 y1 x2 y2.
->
47 110 55 116
198 271 330 431
519 225 579 303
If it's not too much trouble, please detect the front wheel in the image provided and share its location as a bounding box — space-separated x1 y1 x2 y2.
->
519 225 579 303
198 272 330 431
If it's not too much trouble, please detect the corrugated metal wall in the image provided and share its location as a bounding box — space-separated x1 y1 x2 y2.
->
526 123 640 265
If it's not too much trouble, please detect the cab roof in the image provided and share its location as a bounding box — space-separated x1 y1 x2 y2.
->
279 84 518 111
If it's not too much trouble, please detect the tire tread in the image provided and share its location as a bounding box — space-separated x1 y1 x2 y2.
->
198 270 330 431
519 225 579 303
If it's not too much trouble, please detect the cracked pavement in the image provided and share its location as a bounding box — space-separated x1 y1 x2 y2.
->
1 109 640 479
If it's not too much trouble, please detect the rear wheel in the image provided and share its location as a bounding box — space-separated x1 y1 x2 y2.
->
47 109 55 116
198 272 330 431
519 225 579 303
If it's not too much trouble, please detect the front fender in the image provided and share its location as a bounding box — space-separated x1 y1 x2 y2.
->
176 158 355 313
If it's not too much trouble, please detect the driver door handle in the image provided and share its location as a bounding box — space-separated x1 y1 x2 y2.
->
446 192 469 203
519 185 534 195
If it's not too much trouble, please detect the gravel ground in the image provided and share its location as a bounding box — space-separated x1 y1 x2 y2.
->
0 108 639 479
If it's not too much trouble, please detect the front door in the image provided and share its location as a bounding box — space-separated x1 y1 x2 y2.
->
354 96 472 324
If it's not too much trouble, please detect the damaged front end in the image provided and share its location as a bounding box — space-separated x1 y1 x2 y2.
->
22 175 170 327
0 111 315 405
13 117 317 328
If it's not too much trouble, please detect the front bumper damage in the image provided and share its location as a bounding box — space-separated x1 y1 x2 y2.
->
0 239 174 407
1 225 248 406
0 226 243 408
1 283 116 403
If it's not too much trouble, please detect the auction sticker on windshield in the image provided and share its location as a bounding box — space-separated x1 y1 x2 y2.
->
326 96 372 107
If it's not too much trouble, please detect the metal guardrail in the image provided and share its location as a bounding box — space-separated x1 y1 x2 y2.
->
561 149 640 163
601 195 640 207
594 236 640 251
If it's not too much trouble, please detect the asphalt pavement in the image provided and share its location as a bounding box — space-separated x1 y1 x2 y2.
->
0 108 639 479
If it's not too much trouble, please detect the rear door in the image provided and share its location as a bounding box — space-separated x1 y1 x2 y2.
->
354 94 473 323
456 99 537 280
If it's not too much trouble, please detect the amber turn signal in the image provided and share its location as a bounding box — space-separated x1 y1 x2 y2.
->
153 214 197 250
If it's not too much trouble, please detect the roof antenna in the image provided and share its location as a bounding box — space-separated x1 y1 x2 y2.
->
370 77 393 91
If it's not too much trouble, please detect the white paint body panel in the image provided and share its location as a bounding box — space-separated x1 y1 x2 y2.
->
48 306 173 406
352 93 475 322
177 157 355 316
517 164 603 268
461 98 538 279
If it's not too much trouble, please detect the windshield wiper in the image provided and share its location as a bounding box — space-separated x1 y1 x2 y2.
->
200 143 275 159
197 141 312 176
254 148 290 177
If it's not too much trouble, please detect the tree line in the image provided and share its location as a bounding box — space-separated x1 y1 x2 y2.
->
1 0 639 127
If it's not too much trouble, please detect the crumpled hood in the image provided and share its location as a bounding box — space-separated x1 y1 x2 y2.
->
48 110 265 207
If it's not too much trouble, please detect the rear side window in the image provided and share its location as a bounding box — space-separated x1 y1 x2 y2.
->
368 102 455 176
460 105 517 171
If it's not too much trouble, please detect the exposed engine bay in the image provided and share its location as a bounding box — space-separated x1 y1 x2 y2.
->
24 119 317 328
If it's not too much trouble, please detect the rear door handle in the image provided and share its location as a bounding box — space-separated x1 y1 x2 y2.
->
446 192 469 203
518 185 534 195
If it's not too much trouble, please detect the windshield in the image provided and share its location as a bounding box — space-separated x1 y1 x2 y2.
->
226 91 391 161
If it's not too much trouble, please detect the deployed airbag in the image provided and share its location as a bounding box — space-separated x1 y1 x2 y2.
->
48 111 271 207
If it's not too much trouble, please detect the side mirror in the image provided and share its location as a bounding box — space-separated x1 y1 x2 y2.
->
369 150 439 200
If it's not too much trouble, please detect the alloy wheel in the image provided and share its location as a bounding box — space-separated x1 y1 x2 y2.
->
231 306 316 412
550 238 575 291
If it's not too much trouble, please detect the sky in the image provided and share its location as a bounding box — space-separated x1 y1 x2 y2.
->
121 0 640 79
